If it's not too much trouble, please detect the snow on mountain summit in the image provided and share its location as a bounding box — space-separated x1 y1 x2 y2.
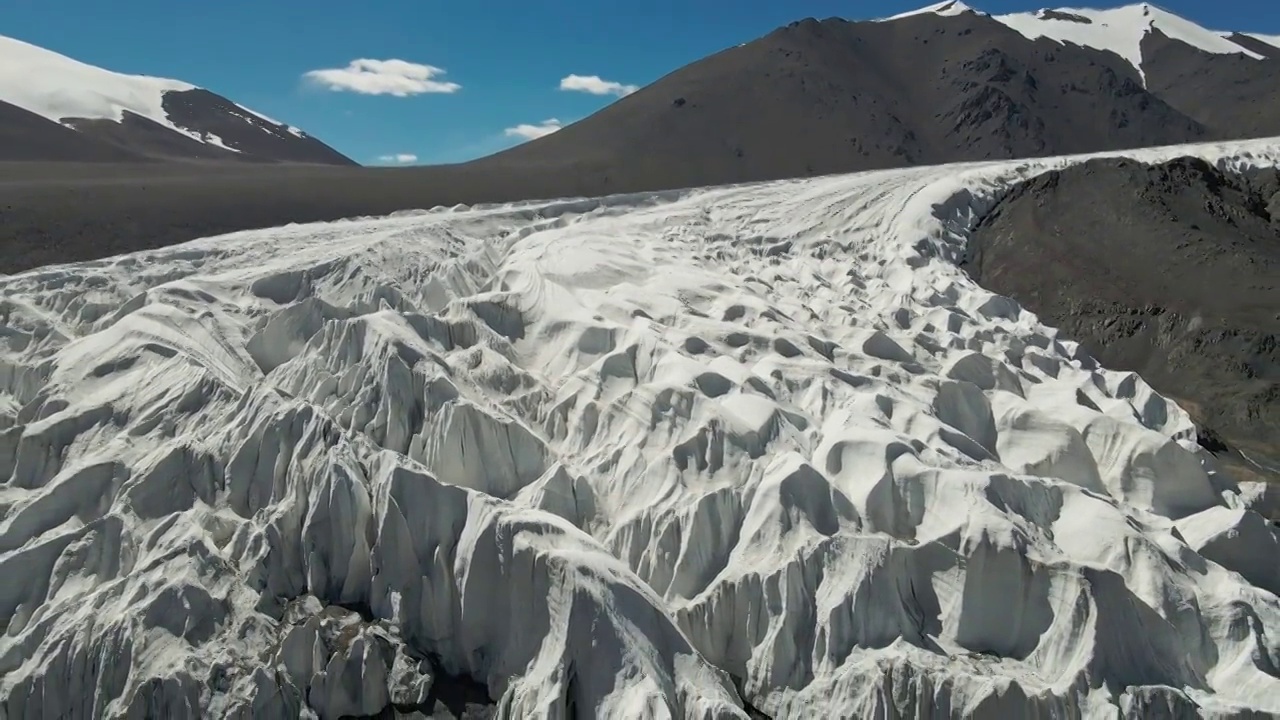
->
885 2 1268 83
996 4 1265 80
1 136 1278 717
0 32 348 162
0 33 208 142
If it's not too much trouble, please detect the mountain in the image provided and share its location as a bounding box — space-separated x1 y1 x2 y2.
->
464 2 1280 191
0 34 354 165
988 3 1272 77
966 155 1280 487
994 4 1280 140
1 137 1277 718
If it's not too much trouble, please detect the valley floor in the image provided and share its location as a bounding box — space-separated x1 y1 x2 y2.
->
1 139 1279 718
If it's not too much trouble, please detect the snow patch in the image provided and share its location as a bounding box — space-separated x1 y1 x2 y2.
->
882 1 984 21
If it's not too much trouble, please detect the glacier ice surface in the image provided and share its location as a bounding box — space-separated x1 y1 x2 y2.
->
2 138 1280 719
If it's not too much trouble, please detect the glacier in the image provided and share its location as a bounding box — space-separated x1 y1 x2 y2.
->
2 138 1280 719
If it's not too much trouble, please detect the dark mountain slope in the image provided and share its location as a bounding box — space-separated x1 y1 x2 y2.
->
963 157 1280 483
53 91 356 166
161 90 354 165
1142 30 1280 142
1222 33 1280 61
62 113 232 163
1 96 354 166
467 10 1204 191
0 101 142 162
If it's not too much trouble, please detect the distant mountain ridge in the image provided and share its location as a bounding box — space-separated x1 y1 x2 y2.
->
0 34 353 165
464 2 1280 192
4 3 1278 175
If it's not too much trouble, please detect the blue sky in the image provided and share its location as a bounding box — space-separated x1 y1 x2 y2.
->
2 0 1275 165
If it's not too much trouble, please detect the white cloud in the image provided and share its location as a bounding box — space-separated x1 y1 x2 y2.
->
377 153 418 164
559 74 638 97
504 118 563 140
304 59 461 96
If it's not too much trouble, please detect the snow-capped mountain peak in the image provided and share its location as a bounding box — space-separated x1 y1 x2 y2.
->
883 2 1268 83
995 4 1265 81
0 34 197 124
0 32 351 164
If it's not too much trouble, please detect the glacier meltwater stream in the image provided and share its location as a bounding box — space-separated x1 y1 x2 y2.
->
2 139 1280 718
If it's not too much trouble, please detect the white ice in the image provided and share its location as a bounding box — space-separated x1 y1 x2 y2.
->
2 137 1280 718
